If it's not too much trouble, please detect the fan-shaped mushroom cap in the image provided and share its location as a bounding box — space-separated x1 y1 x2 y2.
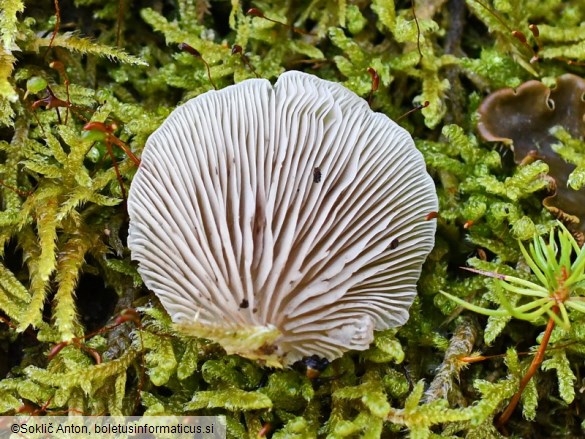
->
128 71 438 366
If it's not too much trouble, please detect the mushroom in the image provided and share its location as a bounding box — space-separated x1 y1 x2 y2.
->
127 71 438 366
477 74 585 233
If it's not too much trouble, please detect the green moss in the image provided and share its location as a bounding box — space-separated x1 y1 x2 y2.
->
1 0 585 436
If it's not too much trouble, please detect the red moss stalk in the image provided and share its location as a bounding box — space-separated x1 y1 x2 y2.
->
497 306 559 427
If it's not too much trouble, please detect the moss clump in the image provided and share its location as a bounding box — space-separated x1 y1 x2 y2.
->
1 0 585 437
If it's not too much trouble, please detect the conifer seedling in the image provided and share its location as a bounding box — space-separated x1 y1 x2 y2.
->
441 221 585 425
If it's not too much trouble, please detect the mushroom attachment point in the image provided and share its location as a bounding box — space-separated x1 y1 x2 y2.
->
128 71 438 367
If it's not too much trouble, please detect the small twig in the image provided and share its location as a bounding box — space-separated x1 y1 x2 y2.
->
367 67 379 106
0 178 32 197
460 340 577 364
396 101 429 121
247 7 312 36
424 317 479 403
411 0 423 60
178 43 217 90
45 0 61 58
0 315 18 330
472 0 513 33
49 61 71 124
497 306 559 427
231 45 259 78
460 266 507 280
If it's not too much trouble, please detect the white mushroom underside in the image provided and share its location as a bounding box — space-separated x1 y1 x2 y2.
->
128 71 438 364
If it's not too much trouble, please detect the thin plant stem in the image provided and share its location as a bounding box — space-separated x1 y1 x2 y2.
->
104 141 127 200
45 0 60 58
497 305 559 427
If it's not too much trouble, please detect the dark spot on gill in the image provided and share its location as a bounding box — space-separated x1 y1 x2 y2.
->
313 167 321 183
